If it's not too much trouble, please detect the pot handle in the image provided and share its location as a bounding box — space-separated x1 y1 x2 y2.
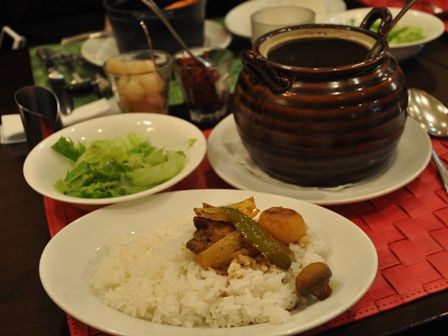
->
359 7 393 37
242 50 291 94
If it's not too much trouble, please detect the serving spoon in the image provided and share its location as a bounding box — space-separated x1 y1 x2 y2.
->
407 88 448 192
365 0 418 60
420 0 448 19
139 0 213 68
139 20 163 77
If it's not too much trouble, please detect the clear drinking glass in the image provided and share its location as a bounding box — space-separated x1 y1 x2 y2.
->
174 48 233 125
251 6 316 43
14 85 62 149
104 49 173 113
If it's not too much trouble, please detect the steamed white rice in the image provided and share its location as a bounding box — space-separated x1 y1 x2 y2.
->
89 218 330 327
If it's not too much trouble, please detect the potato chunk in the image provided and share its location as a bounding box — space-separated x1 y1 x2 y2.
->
258 207 307 244
195 231 242 269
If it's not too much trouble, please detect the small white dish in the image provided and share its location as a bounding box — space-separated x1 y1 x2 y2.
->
325 7 445 62
23 113 206 207
81 20 232 67
224 0 346 39
207 115 432 206
39 189 378 336
0 114 26 144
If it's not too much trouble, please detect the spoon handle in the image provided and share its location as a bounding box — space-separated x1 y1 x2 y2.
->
432 149 448 193
140 0 195 60
365 0 418 59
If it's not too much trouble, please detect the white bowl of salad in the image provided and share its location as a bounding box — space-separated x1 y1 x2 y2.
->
23 113 206 208
325 7 445 62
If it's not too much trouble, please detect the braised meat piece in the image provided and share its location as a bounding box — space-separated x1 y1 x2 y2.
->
186 216 236 254
186 216 262 259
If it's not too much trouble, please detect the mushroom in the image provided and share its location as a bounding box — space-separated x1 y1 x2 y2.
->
295 262 332 300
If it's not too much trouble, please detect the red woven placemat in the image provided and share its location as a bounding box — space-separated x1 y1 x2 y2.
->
43 138 448 336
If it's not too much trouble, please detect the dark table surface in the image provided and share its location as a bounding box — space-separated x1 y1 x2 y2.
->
1 2 448 335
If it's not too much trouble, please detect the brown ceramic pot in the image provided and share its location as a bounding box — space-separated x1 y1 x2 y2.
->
233 7 408 187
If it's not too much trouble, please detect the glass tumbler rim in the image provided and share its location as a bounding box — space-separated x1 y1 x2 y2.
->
104 49 174 76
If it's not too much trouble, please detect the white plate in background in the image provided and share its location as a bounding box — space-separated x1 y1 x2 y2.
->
82 20 232 66
40 189 377 336
325 7 445 61
224 0 347 39
207 115 432 205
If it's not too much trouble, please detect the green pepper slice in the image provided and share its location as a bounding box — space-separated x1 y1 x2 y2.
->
222 207 292 269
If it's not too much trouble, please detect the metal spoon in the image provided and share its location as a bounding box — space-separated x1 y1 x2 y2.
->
139 0 213 67
407 88 448 192
420 0 448 19
139 20 162 77
58 53 94 91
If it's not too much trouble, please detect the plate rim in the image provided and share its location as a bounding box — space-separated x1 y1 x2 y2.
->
207 115 432 205
22 113 207 205
39 188 378 336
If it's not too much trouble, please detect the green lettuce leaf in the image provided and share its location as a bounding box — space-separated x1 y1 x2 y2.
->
52 133 187 198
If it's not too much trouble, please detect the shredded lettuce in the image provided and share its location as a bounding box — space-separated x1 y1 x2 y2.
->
385 25 425 44
51 136 85 161
346 19 425 44
51 133 186 198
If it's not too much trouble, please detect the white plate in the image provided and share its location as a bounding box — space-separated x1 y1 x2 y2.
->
207 115 432 205
81 20 232 67
325 7 445 62
39 189 378 336
23 113 206 207
224 0 346 39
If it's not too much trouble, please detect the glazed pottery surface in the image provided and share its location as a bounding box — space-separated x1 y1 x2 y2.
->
233 8 408 187
104 0 205 53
